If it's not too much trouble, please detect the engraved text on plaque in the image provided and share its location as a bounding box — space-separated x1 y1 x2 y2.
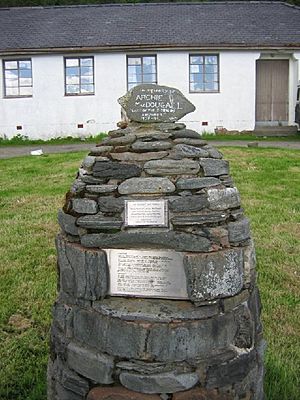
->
125 200 168 227
106 249 188 299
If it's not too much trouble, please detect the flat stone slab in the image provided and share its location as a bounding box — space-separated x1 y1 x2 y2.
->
56 235 108 300
93 297 219 323
67 341 114 384
81 231 211 252
72 198 98 214
110 151 168 161
118 177 175 194
86 184 118 193
76 215 123 230
118 84 195 123
144 159 200 175
173 144 209 158
207 187 240 210
131 140 172 152
176 177 221 190
199 158 229 176
184 248 244 302
93 162 141 179
58 209 79 236
119 371 199 394
168 195 208 212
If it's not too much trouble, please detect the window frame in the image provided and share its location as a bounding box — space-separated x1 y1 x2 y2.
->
64 56 95 96
3 58 33 98
189 54 220 94
126 55 157 91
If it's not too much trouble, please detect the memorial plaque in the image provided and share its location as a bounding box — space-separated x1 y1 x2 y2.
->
118 84 196 123
106 249 188 299
124 199 168 227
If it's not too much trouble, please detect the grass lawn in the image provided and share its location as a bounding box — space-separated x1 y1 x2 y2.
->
0 148 299 400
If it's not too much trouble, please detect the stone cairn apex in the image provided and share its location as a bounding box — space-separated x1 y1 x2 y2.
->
48 84 265 400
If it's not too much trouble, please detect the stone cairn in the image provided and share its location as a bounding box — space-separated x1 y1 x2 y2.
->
48 84 265 400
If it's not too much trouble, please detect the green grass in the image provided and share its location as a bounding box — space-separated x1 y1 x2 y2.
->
0 148 299 399
0 133 107 146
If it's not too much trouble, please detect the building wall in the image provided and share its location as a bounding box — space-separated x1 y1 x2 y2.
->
0 50 298 139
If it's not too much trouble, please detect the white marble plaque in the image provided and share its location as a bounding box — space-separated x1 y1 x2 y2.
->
124 199 168 227
106 249 188 299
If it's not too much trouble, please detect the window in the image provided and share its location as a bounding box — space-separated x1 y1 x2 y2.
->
127 55 157 90
65 57 94 95
189 54 219 92
3 59 32 97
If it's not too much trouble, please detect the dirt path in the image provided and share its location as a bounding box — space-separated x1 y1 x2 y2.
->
0 141 299 160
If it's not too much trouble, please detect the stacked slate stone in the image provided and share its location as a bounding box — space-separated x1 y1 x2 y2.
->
48 85 265 400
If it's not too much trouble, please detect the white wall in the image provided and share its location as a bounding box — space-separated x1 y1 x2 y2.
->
0 49 298 139
0 53 127 139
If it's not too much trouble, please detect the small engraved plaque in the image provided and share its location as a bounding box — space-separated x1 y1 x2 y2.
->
106 249 188 299
125 199 168 227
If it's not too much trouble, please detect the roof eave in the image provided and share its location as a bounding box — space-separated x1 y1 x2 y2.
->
1 43 300 56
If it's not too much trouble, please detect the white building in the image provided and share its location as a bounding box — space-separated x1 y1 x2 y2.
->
0 2 299 139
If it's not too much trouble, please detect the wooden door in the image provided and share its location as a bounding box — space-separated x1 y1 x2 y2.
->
256 60 289 124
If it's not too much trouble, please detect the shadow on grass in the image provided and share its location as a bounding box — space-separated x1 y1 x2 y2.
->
265 352 299 400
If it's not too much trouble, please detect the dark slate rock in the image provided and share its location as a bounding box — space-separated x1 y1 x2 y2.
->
146 312 237 362
81 175 107 184
222 289 250 312
134 130 172 140
52 301 73 336
119 371 199 394
58 209 79 236
55 382 85 400
104 134 136 146
118 177 175 194
67 341 114 384
72 198 98 214
56 235 108 300
73 308 148 359
70 178 86 194
171 129 200 139
76 214 122 230
80 231 211 252
248 287 263 335
168 195 208 212
199 158 229 176
173 138 207 146
111 151 168 161
94 297 219 323
118 84 195 123
184 248 244 302
171 144 209 158
203 145 223 159
243 240 257 287
144 159 199 176
81 155 96 171
234 303 253 349
87 387 161 400
55 358 89 396
171 212 227 226
89 146 113 155
207 187 240 210
108 127 131 138
131 140 172 152
206 350 257 388
228 217 251 243
93 161 141 179
50 325 70 361
158 123 186 131
176 177 221 190
86 184 117 194
219 175 234 187
98 196 125 213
